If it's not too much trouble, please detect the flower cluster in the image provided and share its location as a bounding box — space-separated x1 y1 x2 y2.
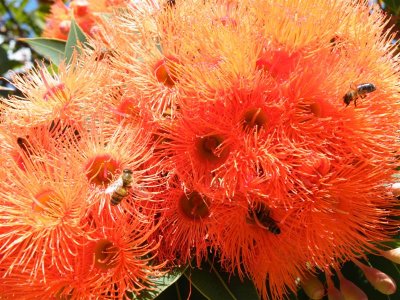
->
1 0 400 299
43 0 134 40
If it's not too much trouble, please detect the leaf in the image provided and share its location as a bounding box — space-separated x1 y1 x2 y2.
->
184 260 260 300
383 0 400 15
65 18 89 64
0 60 22 75
131 267 186 300
0 46 23 74
20 38 66 65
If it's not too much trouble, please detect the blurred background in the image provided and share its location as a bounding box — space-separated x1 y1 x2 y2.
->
0 0 51 97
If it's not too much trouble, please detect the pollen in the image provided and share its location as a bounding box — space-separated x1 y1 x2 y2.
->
85 154 121 186
179 191 210 220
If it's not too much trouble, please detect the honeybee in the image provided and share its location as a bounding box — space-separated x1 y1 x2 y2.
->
105 169 133 206
247 202 281 235
343 83 376 107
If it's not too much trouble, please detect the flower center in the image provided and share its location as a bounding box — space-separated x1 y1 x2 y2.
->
33 189 60 212
246 202 281 235
296 154 331 188
196 134 230 164
179 191 210 220
85 154 120 186
309 103 321 117
243 108 268 130
94 239 119 270
115 98 141 122
154 57 179 87
256 50 300 81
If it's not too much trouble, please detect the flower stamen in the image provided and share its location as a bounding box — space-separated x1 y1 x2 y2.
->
94 239 119 270
85 154 121 186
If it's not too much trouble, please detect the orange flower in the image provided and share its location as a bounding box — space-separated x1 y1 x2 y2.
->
207 192 311 298
86 0 131 13
159 103 236 197
2 57 110 127
42 0 114 40
0 210 163 299
112 50 181 118
2 0 400 299
107 4 187 117
57 120 160 214
0 118 81 171
118 0 398 298
49 211 164 299
155 174 218 267
0 151 91 279
42 0 71 40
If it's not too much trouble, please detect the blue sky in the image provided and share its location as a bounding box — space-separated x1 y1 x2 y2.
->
25 0 39 12
3 0 38 13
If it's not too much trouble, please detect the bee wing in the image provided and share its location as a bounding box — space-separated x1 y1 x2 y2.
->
105 177 123 194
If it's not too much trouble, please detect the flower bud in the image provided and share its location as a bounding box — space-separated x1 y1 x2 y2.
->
338 273 367 300
381 247 400 264
301 273 325 300
355 261 396 295
326 276 344 300
327 285 344 300
59 20 71 35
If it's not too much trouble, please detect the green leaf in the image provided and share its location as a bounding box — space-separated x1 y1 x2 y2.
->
184 260 260 300
131 267 186 300
65 18 88 64
383 0 400 15
20 38 66 65
0 46 22 74
0 59 22 75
